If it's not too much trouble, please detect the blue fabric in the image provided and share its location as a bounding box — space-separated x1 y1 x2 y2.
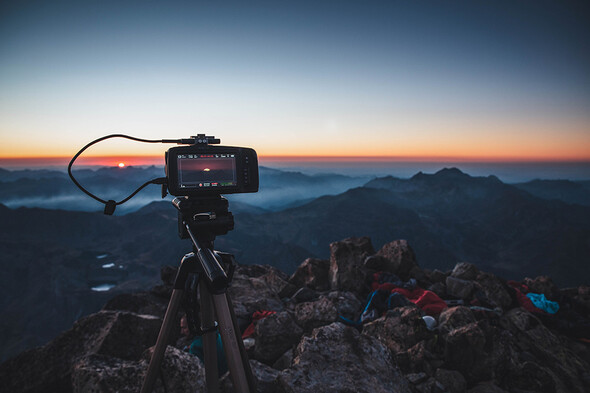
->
526 293 560 314
189 333 228 374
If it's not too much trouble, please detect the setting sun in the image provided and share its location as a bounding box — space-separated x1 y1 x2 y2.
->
118 163 125 168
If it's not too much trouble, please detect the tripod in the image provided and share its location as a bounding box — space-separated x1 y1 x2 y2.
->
141 196 256 393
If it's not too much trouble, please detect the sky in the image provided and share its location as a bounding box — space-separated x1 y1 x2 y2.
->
1 0 590 166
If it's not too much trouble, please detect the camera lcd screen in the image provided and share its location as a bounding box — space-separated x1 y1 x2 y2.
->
177 154 237 189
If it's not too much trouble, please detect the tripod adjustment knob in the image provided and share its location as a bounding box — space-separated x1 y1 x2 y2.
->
193 212 217 221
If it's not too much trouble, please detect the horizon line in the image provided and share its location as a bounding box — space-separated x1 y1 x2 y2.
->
2 154 590 165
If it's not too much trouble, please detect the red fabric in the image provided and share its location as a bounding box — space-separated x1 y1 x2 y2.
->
511 287 544 314
391 287 447 316
507 280 530 294
242 310 276 339
374 282 397 292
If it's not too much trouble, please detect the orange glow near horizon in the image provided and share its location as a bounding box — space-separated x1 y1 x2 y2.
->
1 153 590 169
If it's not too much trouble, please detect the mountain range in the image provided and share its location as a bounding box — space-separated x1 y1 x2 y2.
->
0 166 589 362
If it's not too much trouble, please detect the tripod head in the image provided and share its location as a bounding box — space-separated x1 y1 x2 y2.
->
173 195 234 242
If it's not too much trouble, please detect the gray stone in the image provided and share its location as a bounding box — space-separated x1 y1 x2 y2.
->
446 276 475 300
72 346 206 393
254 311 303 364
451 262 479 281
376 239 418 279
278 322 411 393
329 237 374 297
294 296 338 332
438 306 477 335
289 258 331 291
362 306 429 353
435 368 467 393
228 273 284 322
326 291 362 321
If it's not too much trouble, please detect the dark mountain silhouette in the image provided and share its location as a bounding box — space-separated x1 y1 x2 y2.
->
224 168 590 287
514 179 590 206
1 237 588 393
1 167 589 363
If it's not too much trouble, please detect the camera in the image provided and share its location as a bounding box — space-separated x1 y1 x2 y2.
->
165 136 259 196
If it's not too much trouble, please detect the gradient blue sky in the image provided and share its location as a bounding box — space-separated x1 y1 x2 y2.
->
1 0 589 161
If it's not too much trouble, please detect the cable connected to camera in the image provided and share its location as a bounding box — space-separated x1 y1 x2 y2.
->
68 133 258 215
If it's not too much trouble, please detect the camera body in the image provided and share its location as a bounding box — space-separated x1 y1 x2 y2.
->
165 144 259 196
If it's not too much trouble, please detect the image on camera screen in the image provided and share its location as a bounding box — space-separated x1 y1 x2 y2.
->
177 154 237 189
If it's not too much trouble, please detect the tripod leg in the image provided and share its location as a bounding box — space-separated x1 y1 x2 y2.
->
141 289 184 393
212 293 255 393
199 284 220 393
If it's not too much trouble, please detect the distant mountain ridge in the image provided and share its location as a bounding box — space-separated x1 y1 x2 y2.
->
0 166 589 362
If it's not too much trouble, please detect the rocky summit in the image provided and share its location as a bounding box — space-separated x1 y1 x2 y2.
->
1 237 589 393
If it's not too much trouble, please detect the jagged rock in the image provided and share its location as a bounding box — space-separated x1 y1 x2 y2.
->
72 346 206 393
236 264 276 278
221 360 282 393
429 269 448 283
278 322 411 393
102 292 169 318
451 262 479 281
0 311 162 393
435 368 467 393
523 276 559 299
329 237 374 297
446 276 475 300
376 239 418 279
496 308 590 392
289 258 330 291
228 273 284 322
413 377 447 393
261 268 298 299
363 254 389 270
254 311 303 364
438 306 477 335
326 291 362 321
291 287 319 303
294 296 338 332
362 306 430 353
475 272 513 310
467 382 509 393
401 340 436 375
406 372 428 384
272 348 293 370
428 282 447 299
442 322 488 382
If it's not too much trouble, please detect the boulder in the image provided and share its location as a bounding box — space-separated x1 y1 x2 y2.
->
221 360 282 393
329 237 374 297
228 273 284 322
72 346 206 393
294 296 338 332
289 258 331 291
442 322 489 383
254 311 303 364
278 322 411 393
102 292 169 318
0 311 162 393
438 306 477 335
362 306 430 353
435 368 467 393
446 276 475 300
475 272 513 310
291 287 319 303
451 262 479 281
376 239 418 279
523 276 559 299
326 291 362 321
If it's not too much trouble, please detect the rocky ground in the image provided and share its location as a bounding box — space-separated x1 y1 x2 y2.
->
1 237 589 393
